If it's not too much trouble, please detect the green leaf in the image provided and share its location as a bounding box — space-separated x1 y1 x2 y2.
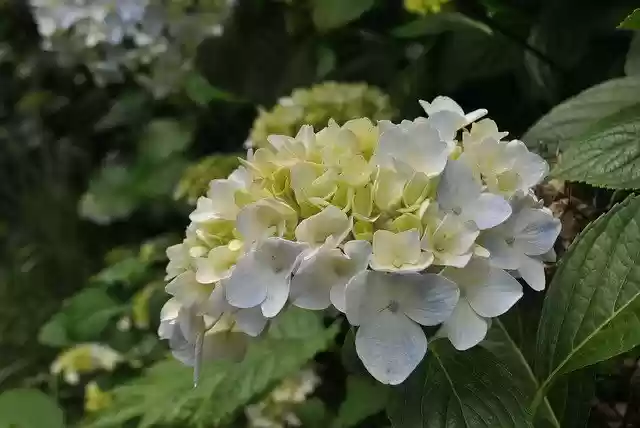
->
0 389 65 428
311 0 375 31
85 308 338 428
79 161 140 224
38 317 69 347
333 375 388 428
482 320 559 427
184 72 239 105
436 29 518 93
387 340 531 427
545 371 595 428
96 92 150 131
138 120 192 163
535 195 640 406
551 106 640 188
625 32 640 75
619 8 640 29
392 12 492 38
40 288 122 345
296 398 330 428
522 76 640 152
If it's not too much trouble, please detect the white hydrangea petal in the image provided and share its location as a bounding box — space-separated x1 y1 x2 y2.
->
226 238 305 312
290 250 339 310
469 193 512 230
355 310 427 385
373 168 407 211
465 266 523 318
440 298 489 351
237 199 297 243
396 273 459 326
436 160 481 213
234 307 268 337
517 253 546 291
330 240 372 312
419 96 465 116
513 209 561 256
345 270 393 326
370 229 428 272
426 110 466 140
165 271 211 310
480 233 520 270
223 252 270 309
204 285 227 320
189 197 218 223
375 120 449 176
295 205 351 247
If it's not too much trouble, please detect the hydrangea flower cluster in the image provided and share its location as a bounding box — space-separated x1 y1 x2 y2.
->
160 97 561 385
29 0 234 93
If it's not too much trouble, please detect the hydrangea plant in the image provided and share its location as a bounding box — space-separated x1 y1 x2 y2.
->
160 95 559 386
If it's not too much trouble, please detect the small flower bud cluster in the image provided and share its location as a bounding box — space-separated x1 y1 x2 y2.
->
160 97 560 385
248 82 395 149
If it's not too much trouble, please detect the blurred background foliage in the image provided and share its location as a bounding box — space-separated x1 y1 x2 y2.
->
1 0 639 427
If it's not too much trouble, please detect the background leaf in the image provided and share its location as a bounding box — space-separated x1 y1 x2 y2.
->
619 8 640 29
333 375 388 428
551 106 640 188
311 0 375 31
535 195 640 396
85 308 338 427
522 76 640 152
387 340 531 428
0 389 65 428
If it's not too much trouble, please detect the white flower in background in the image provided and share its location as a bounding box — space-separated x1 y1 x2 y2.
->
51 343 122 384
345 270 458 385
439 259 523 350
160 96 560 385
245 368 320 428
29 0 235 92
480 193 561 290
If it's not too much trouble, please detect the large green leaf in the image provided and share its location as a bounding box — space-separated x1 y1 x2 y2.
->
482 320 596 428
522 76 640 151
386 340 531 428
311 0 375 31
85 308 338 428
551 106 640 188
535 195 640 410
0 389 65 428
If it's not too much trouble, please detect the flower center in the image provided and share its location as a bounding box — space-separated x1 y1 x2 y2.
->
388 301 399 313
452 206 462 215
505 237 515 246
